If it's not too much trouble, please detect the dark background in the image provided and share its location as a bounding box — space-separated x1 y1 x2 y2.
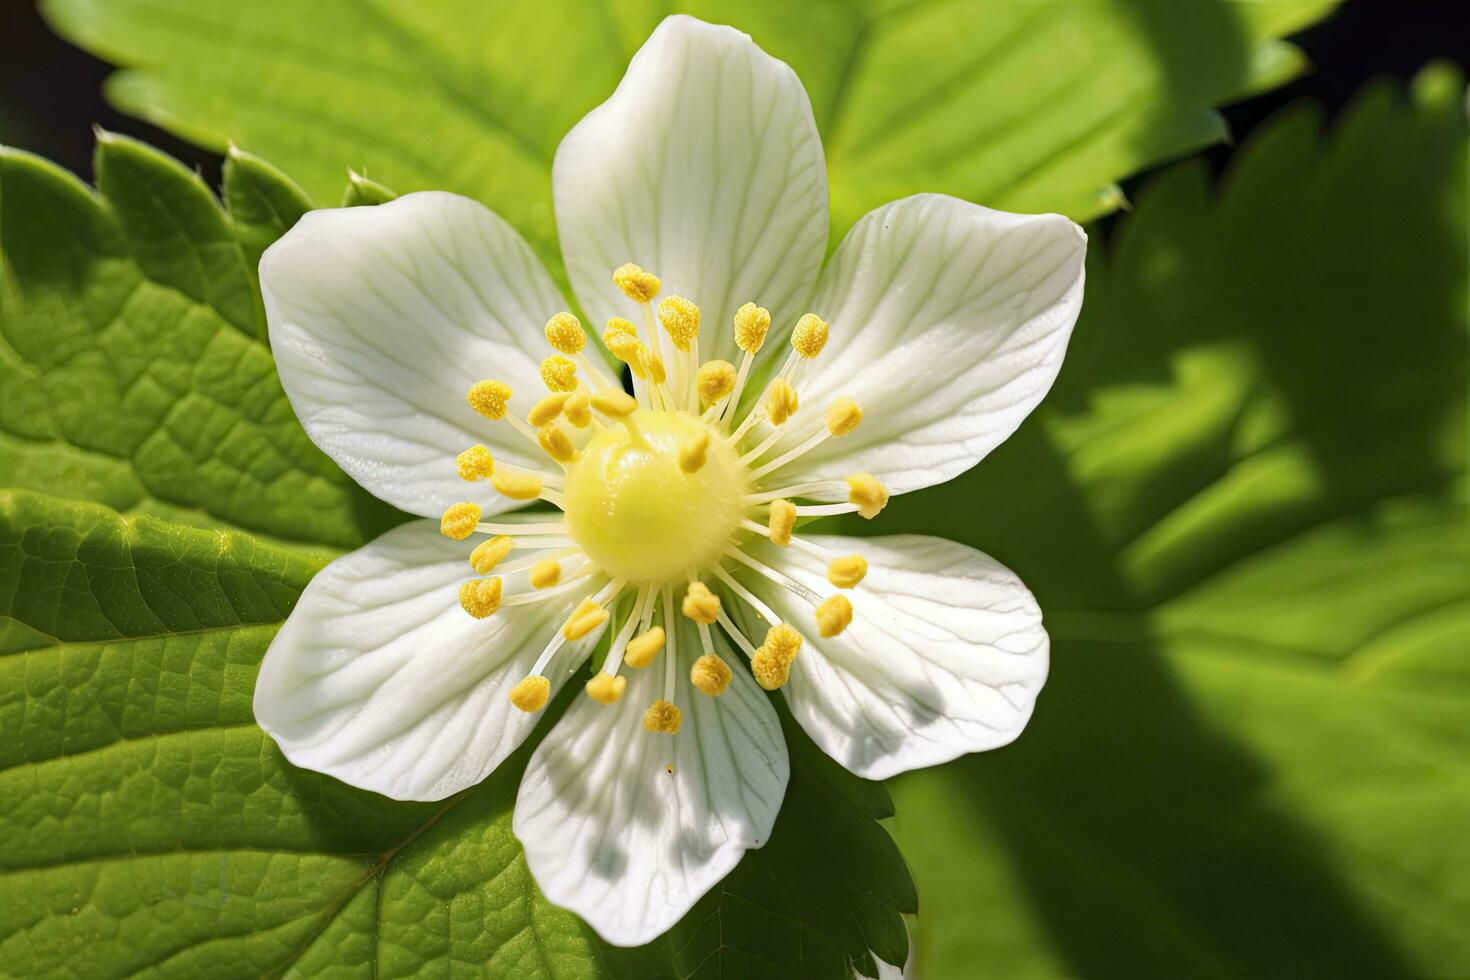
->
2 1 1465 216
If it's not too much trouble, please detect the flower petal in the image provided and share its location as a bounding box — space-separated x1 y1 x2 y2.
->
732 533 1048 780
514 622 787 946
553 15 828 366
261 191 567 518
254 518 601 801
760 194 1085 497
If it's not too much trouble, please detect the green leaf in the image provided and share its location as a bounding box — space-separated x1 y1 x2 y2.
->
40 0 1335 270
874 66 1469 977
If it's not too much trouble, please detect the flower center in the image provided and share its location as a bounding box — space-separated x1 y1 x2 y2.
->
562 409 747 582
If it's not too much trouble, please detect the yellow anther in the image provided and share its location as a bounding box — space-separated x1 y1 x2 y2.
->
733 302 771 353
765 378 799 425
605 332 647 375
528 393 569 427
440 502 481 540
470 535 513 574
643 699 682 734
544 312 585 354
682 581 721 625
691 654 733 697
591 389 639 417
847 473 889 519
614 263 661 303
624 627 666 668
456 444 494 482
646 352 667 385
827 553 868 589
826 397 862 436
458 577 503 619
657 296 700 351
604 316 637 340
467 380 512 419
538 423 577 464
564 392 592 428
492 471 543 500
791 313 829 358
539 355 578 393
679 430 709 473
528 558 561 589
816 594 853 637
563 597 609 641
696 360 737 406
764 624 803 665
767 499 797 546
751 647 791 691
586 672 627 705
510 675 551 713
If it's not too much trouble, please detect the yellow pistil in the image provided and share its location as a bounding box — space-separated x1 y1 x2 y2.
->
528 558 561 589
544 312 585 354
458 577 503 619
467 380 512 419
540 355 578 393
538 423 577 464
586 672 627 705
847 473 889 519
679 430 709 473
564 392 592 428
510 675 551 712
529 393 569 427
614 263 661 303
791 314 829 358
682 581 720 624
643 699 682 734
767 499 797 546
764 624 803 664
751 647 791 691
733 302 771 353
563 597 609 641
696 360 737 406
765 378 799 425
591 390 639 417
691 654 733 697
657 296 700 351
624 627 666 668
816 594 853 637
440 502 481 540
827 553 868 588
456 444 494 482
470 535 514 574
492 471 542 500
826 398 862 436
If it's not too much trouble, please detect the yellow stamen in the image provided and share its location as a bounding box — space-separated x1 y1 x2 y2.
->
604 316 637 341
816 594 853 637
456 444 494 482
538 423 577 464
696 360 737 406
510 675 550 712
605 332 648 376
564 392 592 428
657 296 700 351
733 302 771 353
586 672 627 705
691 654 733 697
646 352 667 385
544 312 585 354
624 627 666 668
563 597 609 641
826 397 862 436
679 430 709 473
470 535 513 574
492 471 543 500
458 577 503 619
467 380 512 419
764 624 803 664
539 355 578 393
766 378 799 426
751 647 791 691
791 313 829 358
847 473 889 519
643 699 682 734
614 263 660 303
528 558 561 589
682 581 720 625
529 393 570 427
767 499 797 546
591 390 638 417
827 554 868 588
440 502 481 540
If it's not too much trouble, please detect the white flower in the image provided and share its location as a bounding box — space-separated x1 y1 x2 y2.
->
253 15 1085 947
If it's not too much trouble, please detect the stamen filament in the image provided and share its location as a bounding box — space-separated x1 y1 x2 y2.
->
744 481 845 504
600 585 650 680
662 584 678 702
476 520 567 536
793 502 860 517
500 561 594 606
747 427 830 480
720 350 755 427
711 564 780 626
713 607 759 656
723 546 823 604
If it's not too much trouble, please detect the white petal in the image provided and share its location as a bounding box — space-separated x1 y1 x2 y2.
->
760 194 1085 497
553 15 827 366
254 518 603 801
732 534 1048 780
514 622 787 946
261 191 568 518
